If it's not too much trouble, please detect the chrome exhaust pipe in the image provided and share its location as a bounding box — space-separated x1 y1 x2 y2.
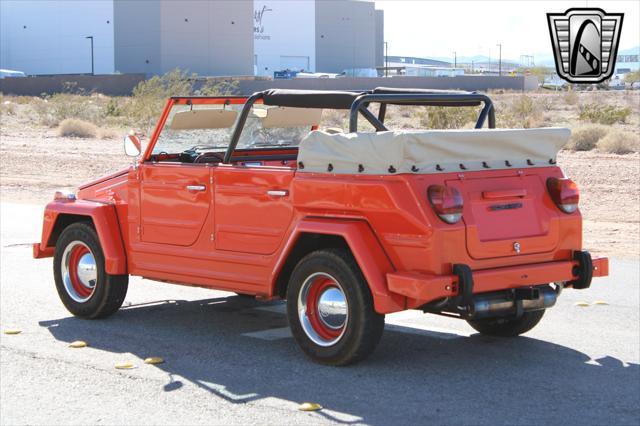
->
470 285 558 319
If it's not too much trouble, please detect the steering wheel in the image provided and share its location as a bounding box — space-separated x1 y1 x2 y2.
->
194 152 225 164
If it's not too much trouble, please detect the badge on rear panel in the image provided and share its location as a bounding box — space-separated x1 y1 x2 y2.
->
547 8 623 83
489 202 523 211
513 242 521 254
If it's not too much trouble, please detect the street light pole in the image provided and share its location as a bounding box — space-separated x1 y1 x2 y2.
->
496 43 502 76
453 51 457 69
384 41 389 77
85 36 94 75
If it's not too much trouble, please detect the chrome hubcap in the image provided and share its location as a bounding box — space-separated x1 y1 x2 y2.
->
298 272 348 347
317 287 348 329
77 253 97 287
61 241 97 303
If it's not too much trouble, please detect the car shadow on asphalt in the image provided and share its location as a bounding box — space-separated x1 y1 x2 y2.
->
39 296 640 425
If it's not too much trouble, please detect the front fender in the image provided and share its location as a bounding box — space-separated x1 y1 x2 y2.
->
33 200 127 275
272 218 406 314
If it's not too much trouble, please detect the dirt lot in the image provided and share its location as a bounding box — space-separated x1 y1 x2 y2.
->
0 91 638 259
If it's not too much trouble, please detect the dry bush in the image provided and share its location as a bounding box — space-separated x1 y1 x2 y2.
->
98 127 120 140
381 105 478 130
197 79 241 96
566 125 608 151
538 95 556 112
497 95 544 128
579 103 631 124
125 69 195 129
33 93 103 127
597 130 640 154
419 106 478 129
563 90 579 105
1 101 16 116
57 118 98 138
321 109 348 131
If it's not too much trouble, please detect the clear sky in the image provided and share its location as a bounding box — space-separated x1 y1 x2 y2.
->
375 0 640 63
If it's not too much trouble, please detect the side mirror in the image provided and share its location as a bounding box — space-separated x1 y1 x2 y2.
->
124 134 141 157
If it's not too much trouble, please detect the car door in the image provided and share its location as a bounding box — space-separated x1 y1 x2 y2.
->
214 164 294 255
140 163 212 246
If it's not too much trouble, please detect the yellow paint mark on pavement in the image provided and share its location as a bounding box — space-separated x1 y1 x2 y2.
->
298 402 323 411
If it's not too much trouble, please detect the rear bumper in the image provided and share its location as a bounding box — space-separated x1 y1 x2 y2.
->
387 251 608 304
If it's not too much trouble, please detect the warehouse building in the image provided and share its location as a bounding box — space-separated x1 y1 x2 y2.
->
0 0 383 77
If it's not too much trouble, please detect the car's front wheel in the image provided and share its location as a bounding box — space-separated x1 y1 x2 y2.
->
286 249 385 366
53 222 128 319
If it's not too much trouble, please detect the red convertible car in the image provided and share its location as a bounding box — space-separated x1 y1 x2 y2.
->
33 88 608 365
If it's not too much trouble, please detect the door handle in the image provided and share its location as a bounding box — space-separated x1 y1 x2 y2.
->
267 190 288 197
186 185 206 192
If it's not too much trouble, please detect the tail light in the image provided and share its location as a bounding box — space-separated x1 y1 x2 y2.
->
428 185 463 224
547 177 579 213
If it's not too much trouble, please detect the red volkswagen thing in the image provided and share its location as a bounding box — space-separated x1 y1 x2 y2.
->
33 89 608 365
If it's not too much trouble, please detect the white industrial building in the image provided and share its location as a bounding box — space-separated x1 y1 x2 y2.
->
0 0 383 77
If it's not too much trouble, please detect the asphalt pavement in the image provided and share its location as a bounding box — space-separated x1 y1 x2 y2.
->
1 202 638 425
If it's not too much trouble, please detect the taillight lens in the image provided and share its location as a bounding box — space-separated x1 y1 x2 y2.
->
547 177 579 213
428 185 463 224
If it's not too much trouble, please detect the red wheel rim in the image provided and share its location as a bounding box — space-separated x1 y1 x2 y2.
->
68 245 92 298
298 272 348 347
61 241 97 303
306 277 344 341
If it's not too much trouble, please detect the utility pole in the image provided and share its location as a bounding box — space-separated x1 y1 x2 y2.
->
85 36 94 75
384 41 389 77
497 43 502 76
453 51 457 69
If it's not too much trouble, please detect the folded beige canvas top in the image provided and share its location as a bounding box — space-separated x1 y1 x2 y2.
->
297 128 570 174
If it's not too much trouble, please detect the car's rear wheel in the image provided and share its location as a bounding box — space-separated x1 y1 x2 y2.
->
53 222 128 319
286 249 385 366
466 309 545 337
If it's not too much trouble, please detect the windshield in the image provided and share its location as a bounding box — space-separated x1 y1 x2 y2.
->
152 104 310 155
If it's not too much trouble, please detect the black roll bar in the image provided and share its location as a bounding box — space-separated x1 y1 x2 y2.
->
224 92 263 163
224 91 496 164
349 93 495 132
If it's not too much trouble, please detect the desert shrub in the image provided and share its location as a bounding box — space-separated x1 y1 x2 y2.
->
419 106 478 129
538 95 556 111
579 103 631 124
321 109 348 131
33 93 102 127
563 90 579 105
497 95 543 128
57 118 98 138
0 99 16 116
124 69 196 129
197 79 241 96
98 127 120 140
597 130 639 154
566 125 608 151
105 98 122 117
624 70 640 83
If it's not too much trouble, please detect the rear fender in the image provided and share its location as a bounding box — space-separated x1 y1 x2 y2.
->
34 200 127 275
272 219 406 314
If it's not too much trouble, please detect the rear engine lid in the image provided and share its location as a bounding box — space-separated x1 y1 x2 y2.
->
447 174 560 259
